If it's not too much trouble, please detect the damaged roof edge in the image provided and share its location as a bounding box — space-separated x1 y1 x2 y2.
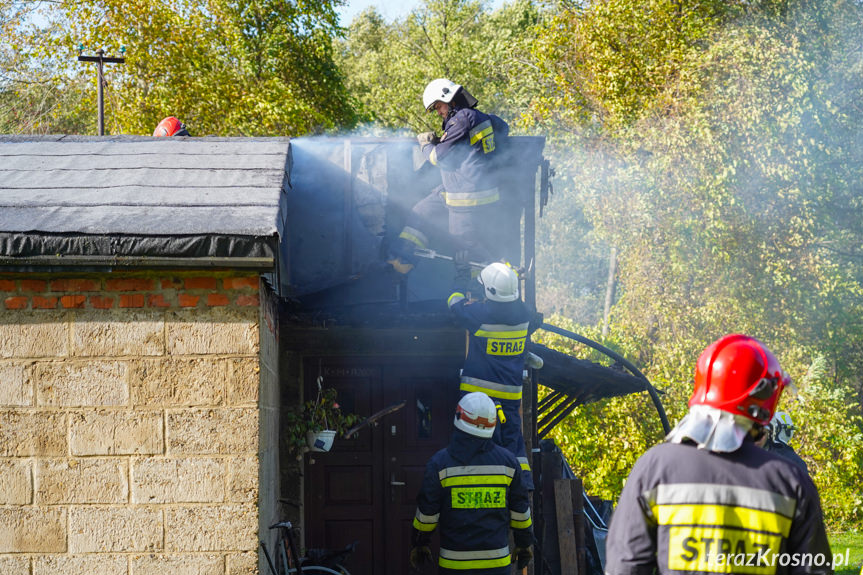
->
0 232 279 272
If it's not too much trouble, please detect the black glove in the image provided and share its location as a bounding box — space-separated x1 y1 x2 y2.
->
417 131 439 148
514 546 533 569
410 545 433 570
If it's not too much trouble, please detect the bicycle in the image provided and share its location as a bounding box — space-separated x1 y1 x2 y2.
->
261 520 357 575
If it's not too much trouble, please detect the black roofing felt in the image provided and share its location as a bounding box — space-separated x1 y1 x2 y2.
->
0 135 289 264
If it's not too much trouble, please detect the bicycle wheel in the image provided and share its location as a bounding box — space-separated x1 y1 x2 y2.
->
287 566 347 575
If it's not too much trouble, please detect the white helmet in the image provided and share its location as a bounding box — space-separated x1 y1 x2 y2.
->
454 392 497 438
770 411 795 444
479 262 519 302
423 78 461 111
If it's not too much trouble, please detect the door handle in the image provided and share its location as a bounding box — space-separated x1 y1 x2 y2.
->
391 480 406 486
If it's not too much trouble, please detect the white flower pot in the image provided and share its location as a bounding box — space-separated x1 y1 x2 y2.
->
306 429 336 452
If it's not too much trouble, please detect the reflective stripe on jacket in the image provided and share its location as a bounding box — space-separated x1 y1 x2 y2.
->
605 440 832 575
449 295 535 393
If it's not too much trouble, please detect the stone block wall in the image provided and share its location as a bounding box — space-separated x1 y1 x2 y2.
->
0 271 268 575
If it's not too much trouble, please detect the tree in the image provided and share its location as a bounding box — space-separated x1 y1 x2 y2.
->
2 0 357 135
526 0 863 528
337 0 541 132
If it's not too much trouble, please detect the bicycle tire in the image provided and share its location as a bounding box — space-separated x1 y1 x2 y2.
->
287 566 347 575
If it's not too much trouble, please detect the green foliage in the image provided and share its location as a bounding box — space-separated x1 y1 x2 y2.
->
336 0 542 132
2 0 357 135
527 0 863 529
283 387 361 457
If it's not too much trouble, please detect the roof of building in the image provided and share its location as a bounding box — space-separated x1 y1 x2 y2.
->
0 135 290 270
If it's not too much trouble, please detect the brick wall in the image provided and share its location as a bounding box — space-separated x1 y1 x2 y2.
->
0 271 268 575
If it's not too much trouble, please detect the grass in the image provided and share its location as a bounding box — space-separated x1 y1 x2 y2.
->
830 531 863 575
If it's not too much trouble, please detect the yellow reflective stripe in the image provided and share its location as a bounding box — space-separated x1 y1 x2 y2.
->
653 504 792 537
460 379 522 401
444 188 499 207
667 525 781 574
429 147 438 166
511 517 533 529
439 546 511 569
441 474 513 488
440 546 510 560
510 508 531 522
476 322 529 338
448 292 466 307
645 483 796 518
415 509 440 523
413 516 437 532
399 227 428 248
439 556 511 570
439 465 515 480
469 120 493 145
517 457 531 471
475 329 528 339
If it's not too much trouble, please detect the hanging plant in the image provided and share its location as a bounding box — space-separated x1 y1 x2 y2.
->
284 377 361 457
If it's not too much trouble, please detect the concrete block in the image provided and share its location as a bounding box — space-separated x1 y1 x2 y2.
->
0 507 66 552
165 504 257 552
34 360 129 407
33 555 126 575
70 410 163 456
0 460 32 504
0 311 69 358
131 358 225 408
227 551 258 575
68 507 162 553
227 456 258 503
0 556 31 575
167 409 258 455
72 309 164 357
227 358 259 406
166 308 259 356
132 457 225 504
132 553 224 575
0 411 66 456
0 362 32 406
36 458 128 504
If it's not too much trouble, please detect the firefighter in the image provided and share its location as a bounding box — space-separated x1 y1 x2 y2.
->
387 78 509 274
605 334 833 575
760 410 810 473
410 391 533 574
448 261 538 491
153 116 190 137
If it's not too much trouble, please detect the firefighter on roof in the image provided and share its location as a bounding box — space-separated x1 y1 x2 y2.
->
605 334 832 575
388 78 509 274
410 391 533 574
448 262 539 491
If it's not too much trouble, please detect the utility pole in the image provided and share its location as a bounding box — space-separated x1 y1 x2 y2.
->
602 246 617 338
78 46 125 136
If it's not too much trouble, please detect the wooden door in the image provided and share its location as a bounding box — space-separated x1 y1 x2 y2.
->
382 361 460 575
303 356 461 575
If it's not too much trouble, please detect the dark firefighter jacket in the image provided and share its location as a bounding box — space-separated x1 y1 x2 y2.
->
447 291 537 402
764 440 810 475
422 107 508 210
605 439 833 575
413 429 533 573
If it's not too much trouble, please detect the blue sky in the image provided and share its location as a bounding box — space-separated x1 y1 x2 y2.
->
337 0 507 24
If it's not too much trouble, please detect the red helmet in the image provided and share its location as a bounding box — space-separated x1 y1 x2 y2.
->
690 334 790 425
153 116 189 137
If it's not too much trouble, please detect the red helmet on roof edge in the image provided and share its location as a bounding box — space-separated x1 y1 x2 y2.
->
690 334 789 425
153 116 189 137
